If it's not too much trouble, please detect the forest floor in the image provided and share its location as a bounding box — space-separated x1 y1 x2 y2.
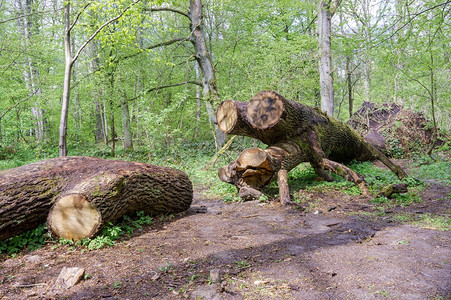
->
0 160 450 299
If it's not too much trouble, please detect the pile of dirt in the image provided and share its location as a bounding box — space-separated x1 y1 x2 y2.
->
347 102 442 157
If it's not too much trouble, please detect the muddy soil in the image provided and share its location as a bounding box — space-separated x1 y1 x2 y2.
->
0 177 450 299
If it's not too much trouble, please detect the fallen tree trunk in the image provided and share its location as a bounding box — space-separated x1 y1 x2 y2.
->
217 91 407 204
0 156 193 241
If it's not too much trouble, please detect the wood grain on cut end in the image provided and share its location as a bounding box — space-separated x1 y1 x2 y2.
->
218 166 232 183
217 100 238 133
236 148 272 171
247 91 284 129
48 194 101 241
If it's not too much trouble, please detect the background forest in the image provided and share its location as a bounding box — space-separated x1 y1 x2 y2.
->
0 0 449 166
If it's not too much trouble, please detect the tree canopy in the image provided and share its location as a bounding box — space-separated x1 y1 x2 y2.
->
0 0 449 157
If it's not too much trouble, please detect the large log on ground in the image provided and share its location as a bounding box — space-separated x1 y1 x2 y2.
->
217 91 407 204
0 156 193 241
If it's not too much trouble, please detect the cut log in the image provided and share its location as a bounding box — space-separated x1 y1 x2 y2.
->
0 156 193 241
217 91 407 203
218 140 307 191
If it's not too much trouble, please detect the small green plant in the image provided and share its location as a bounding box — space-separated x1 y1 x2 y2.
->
223 194 243 203
371 196 390 205
235 260 250 269
293 191 312 204
258 194 269 202
113 281 122 289
159 262 172 273
189 274 198 282
374 289 390 297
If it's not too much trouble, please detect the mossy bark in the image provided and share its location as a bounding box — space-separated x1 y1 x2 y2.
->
217 91 407 203
0 156 193 241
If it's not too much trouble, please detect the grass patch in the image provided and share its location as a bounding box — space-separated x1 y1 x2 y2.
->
413 214 451 231
392 213 450 231
411 161 451 185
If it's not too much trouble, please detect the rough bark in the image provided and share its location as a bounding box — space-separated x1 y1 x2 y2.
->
217 91 407 203
0 157 193 241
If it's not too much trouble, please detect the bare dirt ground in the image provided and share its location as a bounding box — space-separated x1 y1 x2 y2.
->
1 167 450 299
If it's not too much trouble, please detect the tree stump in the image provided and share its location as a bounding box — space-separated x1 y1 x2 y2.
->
0 156 193 241
217 91 407 204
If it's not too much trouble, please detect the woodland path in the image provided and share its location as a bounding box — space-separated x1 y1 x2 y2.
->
0 176 450 299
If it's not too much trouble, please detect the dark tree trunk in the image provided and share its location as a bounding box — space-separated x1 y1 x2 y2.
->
0 157 193 241
217 91 407 203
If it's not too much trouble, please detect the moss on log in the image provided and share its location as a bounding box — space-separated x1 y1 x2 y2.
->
0 156 193 241
217 91 407 203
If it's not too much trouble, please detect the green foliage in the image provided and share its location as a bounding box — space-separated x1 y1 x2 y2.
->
392 213 451 231
158 262 172 273
235 260 250 269
0 211 153 255
77 211 153 251
411 161 451 185
285 160 428 207
0 224 49 255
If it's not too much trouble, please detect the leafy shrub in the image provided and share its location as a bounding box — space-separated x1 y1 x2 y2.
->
0 224 49 255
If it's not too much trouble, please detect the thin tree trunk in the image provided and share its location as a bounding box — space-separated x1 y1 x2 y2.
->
15 0 46 142
363 0 372 101
72 65 81 140
94 102 104 143
59 2 73 157
121 100 133 151
189 0 225 147
194 63 201 139
427 49 438 156
108 75 116 156
318 0 334 116
103 99 109 144
346 56 353 117
394 0 404 105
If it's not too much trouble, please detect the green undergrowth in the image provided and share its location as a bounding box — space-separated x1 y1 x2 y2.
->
283 161 424 206
0 224 49 256
392 213 451 231
0 211 154 255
